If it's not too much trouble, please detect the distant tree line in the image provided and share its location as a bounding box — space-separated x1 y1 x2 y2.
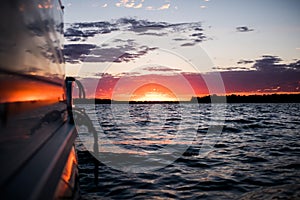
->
191 93 300 103
73 93 300 104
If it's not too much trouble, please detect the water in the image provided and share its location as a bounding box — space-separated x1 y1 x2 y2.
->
74 103 300 199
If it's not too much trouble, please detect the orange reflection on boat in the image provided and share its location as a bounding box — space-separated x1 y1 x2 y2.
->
0 78 64 103
62 147 77 183
54 147 78 199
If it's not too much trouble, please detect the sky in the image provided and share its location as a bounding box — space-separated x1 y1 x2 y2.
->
62 0 300 100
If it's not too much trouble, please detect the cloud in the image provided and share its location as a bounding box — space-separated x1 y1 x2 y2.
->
64 44 97 63
236 26 254 32
64 18 207 44
114 72 141 77
137 32 168 36
178 31 207 46
64 18 208 62
216 55 300 73
142 66 182 72
146 6 155 10
125 3 135 8
134 3 142 8
184 57 300 94
64 21 119 41
289 60 300 70
212 66 249 71
64 42 157 64
237 59 254 65
218 62 300 93
113 18 206 43
190 32 206 42
253 55 283 71
115 0 143 9
158 3 170 10
173 38 187 41
181 43 196 47
116 18 170 32
112 38 135 43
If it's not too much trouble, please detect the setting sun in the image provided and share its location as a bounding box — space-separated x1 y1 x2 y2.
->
130 83 178 102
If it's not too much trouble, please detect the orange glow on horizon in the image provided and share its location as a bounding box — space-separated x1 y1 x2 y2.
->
89 73 300 100
130 83 178 102
92 90 300 101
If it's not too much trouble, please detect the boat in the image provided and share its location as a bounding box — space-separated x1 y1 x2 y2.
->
0 0 79 199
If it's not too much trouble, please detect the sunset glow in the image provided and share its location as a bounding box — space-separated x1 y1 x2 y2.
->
130 83 178 102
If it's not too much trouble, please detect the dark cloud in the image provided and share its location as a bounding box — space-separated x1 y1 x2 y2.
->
72 21 116 29
253 55 284 71
182 66 300 95
63 18 209 63
138 32 168 36
67 37 82 42
172 23 206 45
216 55 300 73
191 33 205 37
93 72 116 77
64 18 207 44
288 60 300 70
181 43 196 47
64 21 119 41
237 59 255 65
212 66 249 71
173 38 187 41
64 28 84 37
218 67 300 93
209 55 300 93
115 72 141 77
194 28 203 31
112 39 135 43
64 27 114 42
65 44 156 63
63 44 97 63
143 66 181 72
116 18 170 32
236 26 254 32
115 18 206 40
190 32 206 43
71 21 119 34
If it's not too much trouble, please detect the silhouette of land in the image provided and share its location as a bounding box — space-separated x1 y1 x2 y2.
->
73 93 300 104
192 93 300 103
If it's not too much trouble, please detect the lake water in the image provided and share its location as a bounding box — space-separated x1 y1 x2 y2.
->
74 103 300 199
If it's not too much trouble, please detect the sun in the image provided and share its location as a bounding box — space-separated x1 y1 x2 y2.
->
130 83 178 102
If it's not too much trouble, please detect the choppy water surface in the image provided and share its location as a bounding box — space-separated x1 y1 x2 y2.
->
75 103 300 199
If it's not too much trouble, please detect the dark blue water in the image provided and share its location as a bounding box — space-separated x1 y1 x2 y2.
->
74 103 300 199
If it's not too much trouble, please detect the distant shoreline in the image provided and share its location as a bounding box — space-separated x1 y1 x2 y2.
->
73 93 300 104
